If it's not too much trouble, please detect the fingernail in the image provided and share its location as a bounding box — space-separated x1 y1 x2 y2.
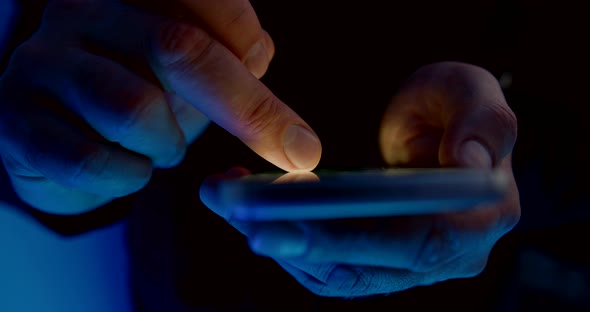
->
458 140 492 168
282 125 322 170
249 225 308 258
244 41 269 79
155 134 187 168
262 30 275 61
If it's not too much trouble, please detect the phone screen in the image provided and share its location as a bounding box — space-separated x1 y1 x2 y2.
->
216 168 508 221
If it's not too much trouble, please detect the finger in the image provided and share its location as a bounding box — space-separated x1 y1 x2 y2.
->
165 93 210 144
0 97 152 214
173 0 275 79
379 62 520 259
15 41 186 168
243 178 518 277
275 260 430 297
263 30 276 61
3 156 114 214
199 169 319 228
246 217 467 272
66 1 321 172
200 172 482 272
62 50 187 168
276 248 490 297
437 154 521 241
125 0 274 78
199 169 255 234
380 62 517 169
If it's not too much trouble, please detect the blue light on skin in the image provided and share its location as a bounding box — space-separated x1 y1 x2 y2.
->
0 0 16 53
0 204 133 312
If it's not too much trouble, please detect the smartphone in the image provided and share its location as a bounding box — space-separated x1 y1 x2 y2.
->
216 168 509 221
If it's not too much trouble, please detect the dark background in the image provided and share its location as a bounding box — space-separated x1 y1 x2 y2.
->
2 0 590 311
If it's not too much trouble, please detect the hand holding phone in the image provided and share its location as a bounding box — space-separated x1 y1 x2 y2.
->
198 62 520 299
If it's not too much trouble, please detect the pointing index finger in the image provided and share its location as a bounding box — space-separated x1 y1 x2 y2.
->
151 21 321 171
74 2 321 172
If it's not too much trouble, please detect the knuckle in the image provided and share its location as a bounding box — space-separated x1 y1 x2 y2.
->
64 145 112 188
8 40 48 75
462 257 489 278
340 272 370 297
324 266 371 297
223 4 252 29
238 93 282 137
22 142 47 177
152 21 215 68
414 224 461 271
114 90 165 137
486 99 518 142
299 275 328 297
479 101 518 160
302 279 342 297
11 40 39 61
73 54 111 92
1 154 35 177
22 139 110 187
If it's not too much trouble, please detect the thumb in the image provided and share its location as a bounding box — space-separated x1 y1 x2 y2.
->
430 62 517 169
380 62 516 169
456 140 493 168
438 95 517 169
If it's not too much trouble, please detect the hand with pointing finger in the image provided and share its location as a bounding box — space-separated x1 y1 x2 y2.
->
0 0 321 214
